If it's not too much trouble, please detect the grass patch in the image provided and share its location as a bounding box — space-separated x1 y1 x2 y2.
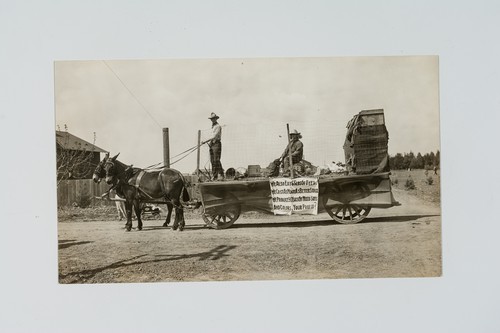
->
405 177 416 190
391 169 440 205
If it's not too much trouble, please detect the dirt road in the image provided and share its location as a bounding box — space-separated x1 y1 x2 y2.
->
58 188 441 283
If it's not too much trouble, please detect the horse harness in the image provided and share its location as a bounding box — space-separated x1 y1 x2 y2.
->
130 169 185 209
105 160 185 209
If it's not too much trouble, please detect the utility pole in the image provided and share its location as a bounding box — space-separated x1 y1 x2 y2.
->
286 124 294 178
196 130 201 176
163 128 170 168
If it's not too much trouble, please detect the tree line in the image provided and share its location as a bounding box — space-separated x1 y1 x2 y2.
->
389 150 440 170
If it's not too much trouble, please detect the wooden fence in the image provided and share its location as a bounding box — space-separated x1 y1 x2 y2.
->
58 174 201 207
57 179 112 207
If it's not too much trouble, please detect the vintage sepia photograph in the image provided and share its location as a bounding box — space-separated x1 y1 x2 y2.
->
6 1 500 331
55 56 441 283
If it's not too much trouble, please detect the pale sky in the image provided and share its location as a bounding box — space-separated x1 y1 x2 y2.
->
55 56 440 173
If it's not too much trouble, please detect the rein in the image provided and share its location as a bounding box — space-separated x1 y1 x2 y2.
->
141 142 205 170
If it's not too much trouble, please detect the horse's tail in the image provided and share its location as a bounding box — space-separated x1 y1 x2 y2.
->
182 186 190 202
178 173 190 202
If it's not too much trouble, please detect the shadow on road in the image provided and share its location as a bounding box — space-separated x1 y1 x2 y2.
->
361 215 440 224
58 240 93 249
139 225 208 232
59 245 237 283
230 214 440 229
110 214 441 231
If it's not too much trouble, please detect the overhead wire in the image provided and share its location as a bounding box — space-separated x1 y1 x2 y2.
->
142 142 206 169
102 60 162 129
103 60 202 169
97 66 232 170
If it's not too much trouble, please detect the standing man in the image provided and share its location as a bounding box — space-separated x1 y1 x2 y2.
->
101 188 127 221
110 189 127 221
202 113 224 180
280 129 304 174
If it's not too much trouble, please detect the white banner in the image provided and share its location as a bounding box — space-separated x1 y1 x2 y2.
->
269 177 319 215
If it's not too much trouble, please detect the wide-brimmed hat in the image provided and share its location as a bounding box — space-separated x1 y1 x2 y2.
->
290 129 302 138
208 112 220 120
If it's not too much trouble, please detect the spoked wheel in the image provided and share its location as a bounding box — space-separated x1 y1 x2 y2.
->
202 204 241 229
323 203 371 224
322 182 372 224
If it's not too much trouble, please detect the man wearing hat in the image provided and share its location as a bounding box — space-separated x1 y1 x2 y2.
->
280 129 304 173
202 113 224 180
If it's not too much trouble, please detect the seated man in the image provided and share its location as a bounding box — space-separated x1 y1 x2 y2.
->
280 129 304 175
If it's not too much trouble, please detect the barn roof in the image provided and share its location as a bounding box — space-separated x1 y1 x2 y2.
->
56 131 108 153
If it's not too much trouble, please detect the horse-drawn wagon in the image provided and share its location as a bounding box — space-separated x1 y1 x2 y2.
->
196 108 399 229
196 171 399 229
95 109 400 231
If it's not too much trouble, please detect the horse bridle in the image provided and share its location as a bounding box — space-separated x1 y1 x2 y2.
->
103 160 117 180
104 160 132 184
104 160 115 169
92 161 106 183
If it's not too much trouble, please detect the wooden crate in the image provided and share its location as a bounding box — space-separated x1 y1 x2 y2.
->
247 165 261 177
358 109 385 127
344 109 389 174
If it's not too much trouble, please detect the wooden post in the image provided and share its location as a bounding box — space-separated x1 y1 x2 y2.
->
286 124 295 178
196 130 201 176
163 128 170 168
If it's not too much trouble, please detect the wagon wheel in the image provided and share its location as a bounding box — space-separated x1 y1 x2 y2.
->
322 182 371 224
153 213 161 220
202 204 241 230
323 203 371 224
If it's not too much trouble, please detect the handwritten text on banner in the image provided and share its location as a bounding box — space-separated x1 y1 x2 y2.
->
269 177 319 215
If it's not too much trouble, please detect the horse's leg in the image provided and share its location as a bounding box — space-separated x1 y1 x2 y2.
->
171 200 179 231
172 199 183 231
177 204 185 232
163 202 173 227
124 200 133 232
134 199 143 231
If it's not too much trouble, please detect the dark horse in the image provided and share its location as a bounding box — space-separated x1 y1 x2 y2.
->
93 153 190 231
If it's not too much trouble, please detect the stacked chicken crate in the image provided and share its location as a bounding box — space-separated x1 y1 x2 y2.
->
343 109 390 175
